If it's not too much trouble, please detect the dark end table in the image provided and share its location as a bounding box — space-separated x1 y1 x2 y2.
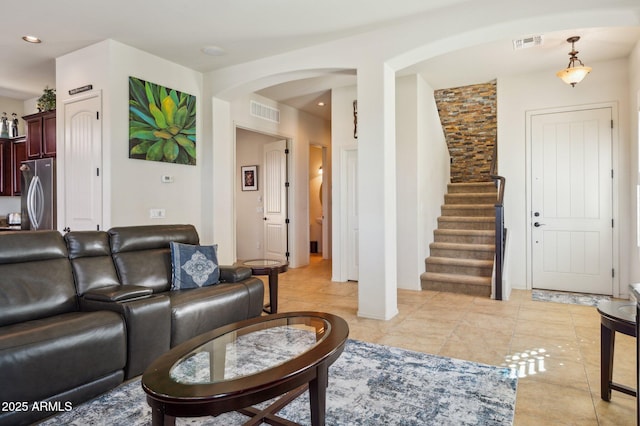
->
596 300 637 402
240 259 288 314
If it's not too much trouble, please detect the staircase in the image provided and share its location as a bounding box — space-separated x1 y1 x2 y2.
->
421 182 497 297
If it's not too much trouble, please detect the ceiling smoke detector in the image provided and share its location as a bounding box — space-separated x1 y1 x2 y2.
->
201 45 226 56
512 35 544 50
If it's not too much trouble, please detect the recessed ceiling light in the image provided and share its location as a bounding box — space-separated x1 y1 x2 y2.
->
22 35 42 44
201 45 226 56
317 101 325 107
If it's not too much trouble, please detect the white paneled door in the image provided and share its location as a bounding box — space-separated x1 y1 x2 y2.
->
531 107 613 295
63 92 102 232
263 139 288 262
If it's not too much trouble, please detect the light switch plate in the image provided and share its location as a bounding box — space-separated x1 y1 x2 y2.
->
149 209 166 219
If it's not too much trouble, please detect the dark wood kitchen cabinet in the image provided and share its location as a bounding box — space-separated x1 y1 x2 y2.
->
23 110 56 159
11 137 26 195
0 138 9 196
0 137 26 196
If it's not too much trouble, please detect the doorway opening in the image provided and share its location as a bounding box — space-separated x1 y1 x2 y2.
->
310 145 323 256
235 127 289 263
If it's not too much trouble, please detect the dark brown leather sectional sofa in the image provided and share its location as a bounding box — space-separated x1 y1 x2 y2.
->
0 224 264 425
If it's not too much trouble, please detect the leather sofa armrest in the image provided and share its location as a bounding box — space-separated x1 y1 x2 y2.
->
83 285 153 302
219 265 252 283
80 294 171 379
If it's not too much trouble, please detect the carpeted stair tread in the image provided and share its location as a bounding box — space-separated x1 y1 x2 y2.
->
447 182 497 193
429 242 494 251
444 193 498 204
425 257 493 277
437 216 495 231
441 204 496 216
434 230 495 244
438 216 494 222
420 272 492 297
434 229 495 236
426 256 494 267
420 272 492 286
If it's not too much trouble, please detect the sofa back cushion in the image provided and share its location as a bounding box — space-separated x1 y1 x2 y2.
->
108 225 199 293
65 231 121 296
0 230 77 326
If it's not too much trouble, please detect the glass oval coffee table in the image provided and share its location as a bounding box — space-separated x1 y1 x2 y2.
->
142 311 349 426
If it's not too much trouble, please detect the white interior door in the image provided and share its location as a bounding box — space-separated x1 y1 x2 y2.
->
64 92 102 231
531 107 612 295
263 139 288 261
346 149 359 281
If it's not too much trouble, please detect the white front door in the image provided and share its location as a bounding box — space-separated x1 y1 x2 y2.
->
346 149 359 281
531 107 613 295
263 139 288 261
63 92 102 231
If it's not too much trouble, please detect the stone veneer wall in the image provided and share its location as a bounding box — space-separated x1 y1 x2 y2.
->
434 80 496 183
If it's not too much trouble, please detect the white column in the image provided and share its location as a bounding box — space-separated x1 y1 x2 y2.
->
356 61 398 320
210 97 236 264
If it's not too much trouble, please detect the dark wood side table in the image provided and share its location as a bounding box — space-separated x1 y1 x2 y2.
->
596 300 637 402
240 259 288 314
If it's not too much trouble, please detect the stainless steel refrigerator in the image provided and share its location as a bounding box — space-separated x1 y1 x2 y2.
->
20 158 56 230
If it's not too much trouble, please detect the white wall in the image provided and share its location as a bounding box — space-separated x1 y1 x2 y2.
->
331 77 449 291
0 97 26 136
56 40 203 232
416 75 450 285
211 91 331 267
396 75 450 290
331 85 358 281
498 57 631 296
628 40 640 287
0 197 20 217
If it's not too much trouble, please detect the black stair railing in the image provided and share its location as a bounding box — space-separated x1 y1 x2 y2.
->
490 143 506 300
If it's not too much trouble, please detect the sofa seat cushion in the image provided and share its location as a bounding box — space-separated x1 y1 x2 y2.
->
0 310 126 402
168 278 264 346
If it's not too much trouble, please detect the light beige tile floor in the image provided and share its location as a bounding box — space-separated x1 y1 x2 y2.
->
267 255 636 425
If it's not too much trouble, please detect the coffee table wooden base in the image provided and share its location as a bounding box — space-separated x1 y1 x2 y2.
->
148 366 328 426
237 384 308 426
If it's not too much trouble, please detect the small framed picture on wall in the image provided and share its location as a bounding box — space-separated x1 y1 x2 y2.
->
241 165 258 191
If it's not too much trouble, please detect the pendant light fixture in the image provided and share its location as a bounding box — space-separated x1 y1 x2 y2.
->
556 36 591 87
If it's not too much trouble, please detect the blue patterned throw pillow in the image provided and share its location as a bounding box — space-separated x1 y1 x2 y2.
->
170 242 220 290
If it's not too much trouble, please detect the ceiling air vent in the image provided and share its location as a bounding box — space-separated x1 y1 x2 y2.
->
250 100 280 123
513 35 544 50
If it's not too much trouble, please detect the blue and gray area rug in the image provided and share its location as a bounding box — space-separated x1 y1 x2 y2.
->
42 339 517 426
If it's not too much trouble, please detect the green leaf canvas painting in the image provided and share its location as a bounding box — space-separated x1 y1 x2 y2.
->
128 77 197 165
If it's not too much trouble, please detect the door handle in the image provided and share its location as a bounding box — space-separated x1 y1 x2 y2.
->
534 222 545 227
